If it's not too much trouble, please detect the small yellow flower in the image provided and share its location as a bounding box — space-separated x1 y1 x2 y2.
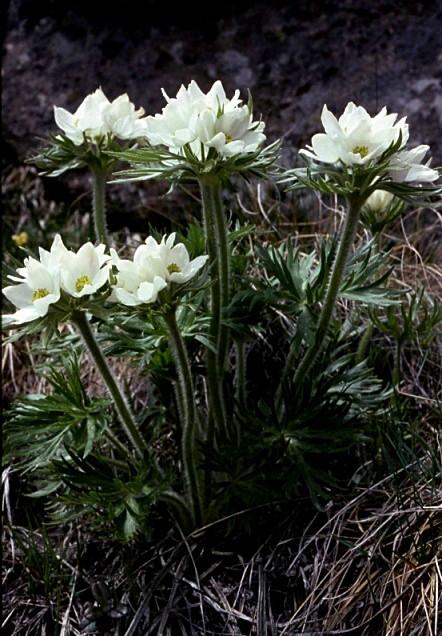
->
12 232 29 247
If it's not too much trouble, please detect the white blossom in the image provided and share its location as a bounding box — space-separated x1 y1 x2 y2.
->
145 80 265 159
363 189 395 213
388 145 439 183
3 235 112 324
54 88 148 145
110 233 208 306
143 233 209 283
110 245 167 306
3 257 61 325
300 102 408 167
59 241 111 298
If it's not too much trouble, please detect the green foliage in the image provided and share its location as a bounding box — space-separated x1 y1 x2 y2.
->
29 134 124 177
370 289 442 347
206 341 391 513
5 352 111 473
107 138 281 185
47 451 167 541
258 236 402 314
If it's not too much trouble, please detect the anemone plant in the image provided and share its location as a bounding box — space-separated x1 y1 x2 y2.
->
3 87 441 540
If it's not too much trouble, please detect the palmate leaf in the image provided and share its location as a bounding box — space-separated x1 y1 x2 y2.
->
204 333 391 511
258 236 401 314
4 352 110 472
99 291 211 359
257 240 326 305
47 450 167 541
28 134 128 176
280 342 392 427
225 288 276 340
341 240 404 306
107 139 281 184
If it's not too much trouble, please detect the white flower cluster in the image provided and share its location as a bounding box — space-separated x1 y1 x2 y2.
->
301 102 438 183
54 88 148 145
144 80 266 159
3 234 208 325
3 236 111 324
110 233 208 305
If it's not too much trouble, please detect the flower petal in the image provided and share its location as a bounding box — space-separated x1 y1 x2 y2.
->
311 133 341 163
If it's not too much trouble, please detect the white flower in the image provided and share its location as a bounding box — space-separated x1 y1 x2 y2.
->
110 245 167 306
144 233 209 283
3 257 60 325
195 107 266 158
60 242 111 298
3 235 113 325
363 189 395 213
54 87 147 145
37 233 72 273
300 102 408 167
110 233 208 306
102 93 148 140
144 80 266 159
388 145 439 183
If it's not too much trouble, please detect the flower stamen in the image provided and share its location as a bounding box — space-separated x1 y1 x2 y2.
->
75 275 92 292
352 145 369 158
167 263 181 275
32 288 50 301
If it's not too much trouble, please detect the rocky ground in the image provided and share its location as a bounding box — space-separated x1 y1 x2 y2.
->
3 0 442 165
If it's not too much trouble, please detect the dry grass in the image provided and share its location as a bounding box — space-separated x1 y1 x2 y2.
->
4 450 439 635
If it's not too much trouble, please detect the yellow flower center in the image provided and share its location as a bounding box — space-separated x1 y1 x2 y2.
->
167 263 181 275
75 275 92 292
352 145 369 158
32 288 50 301
225 134 233 143
12 232 29 247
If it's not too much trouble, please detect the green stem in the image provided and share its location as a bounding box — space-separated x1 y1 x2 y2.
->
198 176 230 444
235 339 247 408
92 168 110 247
103 427 133 458
72 312 146 458
277 197 364 414
199 176 231 371
213 189 231 372
164 310 203 527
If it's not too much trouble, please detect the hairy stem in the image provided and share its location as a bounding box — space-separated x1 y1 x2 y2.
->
92 168 110 247
72 311 145 458
164 310 203 527
198 176 230 436
277 197 364 414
